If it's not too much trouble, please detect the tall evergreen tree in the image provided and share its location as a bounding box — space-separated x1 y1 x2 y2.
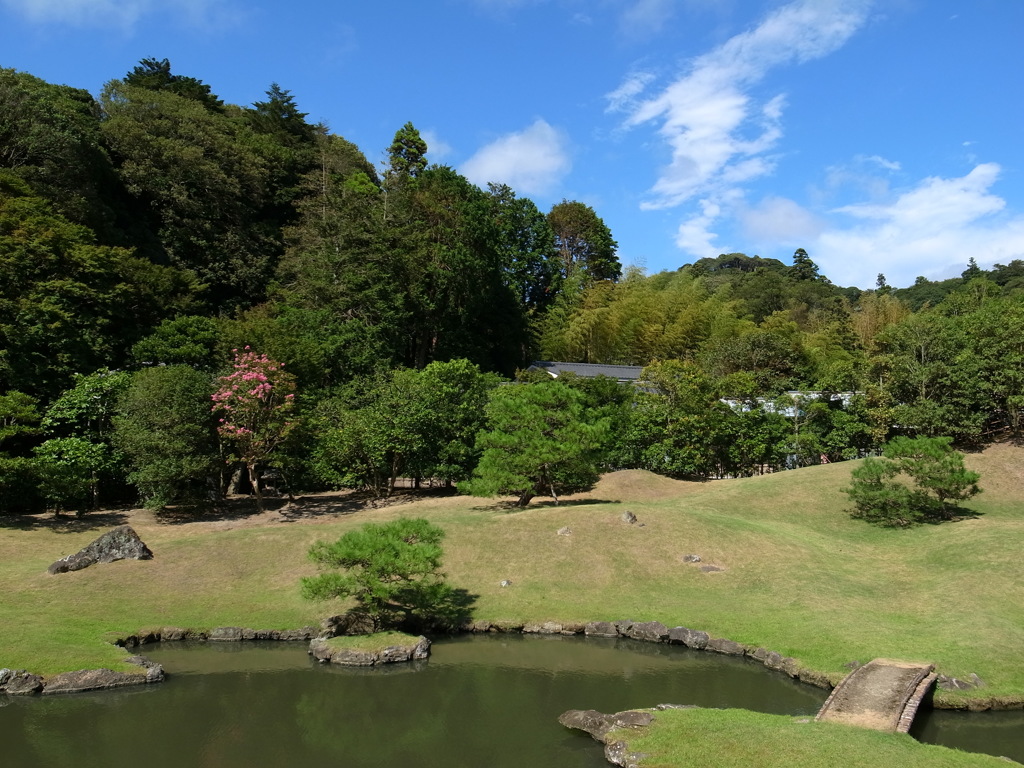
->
547 200 620 283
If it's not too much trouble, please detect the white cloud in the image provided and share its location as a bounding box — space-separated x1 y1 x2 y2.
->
605 71 656 114
611 0 870 260
865 155 900 172
813 164 1024 287
1 0 232 28
739 195 825 243
420 130 453 161
621 0 870 211
621 0 677 38
461 119 571 197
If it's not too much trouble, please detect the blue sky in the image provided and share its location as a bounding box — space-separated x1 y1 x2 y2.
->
2 0 1023 289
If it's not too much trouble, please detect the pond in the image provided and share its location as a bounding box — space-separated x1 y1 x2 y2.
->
2 634 1021 767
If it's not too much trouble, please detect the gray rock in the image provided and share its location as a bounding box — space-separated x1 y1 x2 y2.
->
0 668 12 686
560 708 658 767
699 564 724 573
159 627 188 641
622 510 638 524
4 671 44 695
557 526 572 536
759 650 786 670
524 622 563 634
623 621 669 643
48 525 153 575
585 621 619 638
706 637 746 656
681 554 702 563
308 635 430 666
500 579 512 587
667 627 709 649
937 674 985 691
558 709 655 742
209 626 244 641
42 664 163 695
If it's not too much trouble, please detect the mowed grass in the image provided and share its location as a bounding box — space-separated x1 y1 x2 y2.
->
1 444 1022 708
618 707 1013 768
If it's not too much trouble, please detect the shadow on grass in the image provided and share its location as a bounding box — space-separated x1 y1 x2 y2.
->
923 504 984 525
400 586 480 634
154 488 438 525
491 497 620 514
0 509 133 532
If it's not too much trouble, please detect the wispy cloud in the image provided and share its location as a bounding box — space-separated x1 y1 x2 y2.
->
420 129 453 162
1 0 235 29
814 164 1024 286
739 195 825 244
620 0 677 39
461 119 571 197
611 0 871 255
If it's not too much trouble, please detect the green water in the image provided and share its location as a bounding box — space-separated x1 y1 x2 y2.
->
1 634 1019 766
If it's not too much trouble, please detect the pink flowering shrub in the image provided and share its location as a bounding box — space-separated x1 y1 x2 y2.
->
212 347 297 509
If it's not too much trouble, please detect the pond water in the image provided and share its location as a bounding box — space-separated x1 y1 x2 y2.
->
1 634 1020 767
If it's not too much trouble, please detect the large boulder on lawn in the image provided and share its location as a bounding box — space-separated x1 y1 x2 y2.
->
48 525 153 575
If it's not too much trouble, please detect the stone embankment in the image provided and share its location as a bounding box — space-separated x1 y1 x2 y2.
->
0 655 164 696
560 705 689 768
309 635 430 666
463 618 835 690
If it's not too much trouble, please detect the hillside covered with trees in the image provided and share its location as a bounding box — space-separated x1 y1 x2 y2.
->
2 60 1022 515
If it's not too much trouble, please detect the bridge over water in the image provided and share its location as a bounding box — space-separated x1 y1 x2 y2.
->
815 659 936 733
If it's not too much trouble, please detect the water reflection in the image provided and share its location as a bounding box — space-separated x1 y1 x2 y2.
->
1 634 1016 767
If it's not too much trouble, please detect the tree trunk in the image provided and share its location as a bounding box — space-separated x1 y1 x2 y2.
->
247 462 264 513
517 492 534 507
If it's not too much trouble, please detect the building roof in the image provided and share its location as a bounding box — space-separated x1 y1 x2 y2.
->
527 361 645 384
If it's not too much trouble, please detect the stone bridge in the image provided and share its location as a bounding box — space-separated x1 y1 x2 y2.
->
815 658 936 733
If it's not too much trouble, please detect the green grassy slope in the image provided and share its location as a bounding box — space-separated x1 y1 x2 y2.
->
0 444 1020 709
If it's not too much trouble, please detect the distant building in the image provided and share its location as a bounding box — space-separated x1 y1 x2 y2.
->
526 361 645 385
722 391 862 417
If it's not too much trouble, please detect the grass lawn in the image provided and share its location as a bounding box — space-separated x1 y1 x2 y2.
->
615 707 1014 767
320 631 422 653
1 443 1021 713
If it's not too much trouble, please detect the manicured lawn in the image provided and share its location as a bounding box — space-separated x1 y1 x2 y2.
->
616 707 1013 767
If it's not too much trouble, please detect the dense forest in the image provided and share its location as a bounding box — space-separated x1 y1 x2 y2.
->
1 60 1021 514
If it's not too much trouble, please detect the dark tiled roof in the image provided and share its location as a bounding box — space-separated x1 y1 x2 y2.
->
527 361 644 382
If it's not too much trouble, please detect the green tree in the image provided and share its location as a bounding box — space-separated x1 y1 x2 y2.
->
385 121 428 182
485 182 559 314
547 199 621 283
130 315 223 371
0 67 120 235
619 360 735 479
309 360 499 497
33 437 108 514
466 381 609 506
301 518 456 631
124 58 224 112
100 79 279 309
0 390 42 514
0 174 192 398
38 369 132 507
789 248 821 281
845 436 981 527
113 365 219 508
